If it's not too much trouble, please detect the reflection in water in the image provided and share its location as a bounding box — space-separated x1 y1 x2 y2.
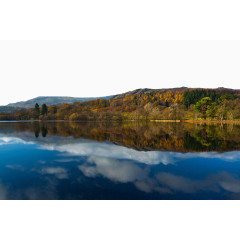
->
41 167 68 179
79 156 147 183
33 122 40 138
0 121 240 199
1 121 240 152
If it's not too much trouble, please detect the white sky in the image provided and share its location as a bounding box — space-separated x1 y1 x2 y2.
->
1 40 240 105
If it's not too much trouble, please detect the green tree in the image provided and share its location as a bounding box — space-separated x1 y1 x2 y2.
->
41 126 48 137
206 103 217 119
216 105 226 122
41 104 48 115
34 103 40 119
194 97 212 119
35 103 40 112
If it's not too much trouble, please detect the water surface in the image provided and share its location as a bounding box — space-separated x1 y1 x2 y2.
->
1 121 240 200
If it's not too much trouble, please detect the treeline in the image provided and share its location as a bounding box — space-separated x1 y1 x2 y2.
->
1 88 240 121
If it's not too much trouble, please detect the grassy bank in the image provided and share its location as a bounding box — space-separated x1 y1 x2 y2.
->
150 119 240 124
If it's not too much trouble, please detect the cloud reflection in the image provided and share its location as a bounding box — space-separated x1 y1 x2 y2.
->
41 142 179 165
78 156 147 183
135 171 240 195
39 140 240 166
2 135 240 199
0 136 34 146
41 167 68 179
77 154 240 196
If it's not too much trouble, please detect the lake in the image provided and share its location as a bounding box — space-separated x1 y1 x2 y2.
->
1 121 240 199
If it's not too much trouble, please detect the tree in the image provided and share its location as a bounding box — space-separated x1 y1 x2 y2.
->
216 105 226 122
144 103 154 120
35 103 40 111
206 103 217 119
41 126 48 137
169 103 184 120
33 122 40 138
41 104 48 115
194 97 212 119
34 103 40 119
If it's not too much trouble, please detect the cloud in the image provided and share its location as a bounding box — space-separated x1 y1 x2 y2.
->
39 140 240 167
5 164 25 171
0 136 34 146
78 156 147 183
54 158 81 163
7 178 59 200
155 172 210 193
40 141 182 165
209 172 240 193
77 154 240 196
41 167 68 179
134 178 171 194
151 171 240 194
175 151 240 162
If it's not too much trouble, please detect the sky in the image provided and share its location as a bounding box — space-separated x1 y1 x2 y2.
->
1 40 240 105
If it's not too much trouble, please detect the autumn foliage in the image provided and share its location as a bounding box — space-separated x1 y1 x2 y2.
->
1 88 240 121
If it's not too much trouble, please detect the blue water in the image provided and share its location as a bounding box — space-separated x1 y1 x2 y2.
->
0 122 240 199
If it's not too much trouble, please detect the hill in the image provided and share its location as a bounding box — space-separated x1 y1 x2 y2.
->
7 96 113 108
2 87 240 121
6 87 238 109
0 106 23 113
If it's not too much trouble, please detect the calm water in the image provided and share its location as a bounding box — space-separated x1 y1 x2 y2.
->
1 121 240 200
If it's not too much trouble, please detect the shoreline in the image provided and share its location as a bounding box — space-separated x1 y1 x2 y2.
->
150 119 240 124
1 119 240 124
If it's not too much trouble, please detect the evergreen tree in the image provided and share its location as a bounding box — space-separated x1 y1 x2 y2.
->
41 126 48 137
34 103 40 119
35 103 40 112
41 104 48 115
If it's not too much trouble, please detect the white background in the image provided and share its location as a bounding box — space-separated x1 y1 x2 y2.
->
0 0 240 40
1 0 240 240
1 41 240 105
0 201 238 240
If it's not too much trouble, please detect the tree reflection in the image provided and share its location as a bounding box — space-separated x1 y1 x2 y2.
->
1 121 240 152
41 126 48 137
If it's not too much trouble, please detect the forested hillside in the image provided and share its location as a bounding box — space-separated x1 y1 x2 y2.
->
1 88 240 121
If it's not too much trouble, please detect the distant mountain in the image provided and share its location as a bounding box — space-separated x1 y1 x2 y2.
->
7 96 113 109
0 106 23 113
